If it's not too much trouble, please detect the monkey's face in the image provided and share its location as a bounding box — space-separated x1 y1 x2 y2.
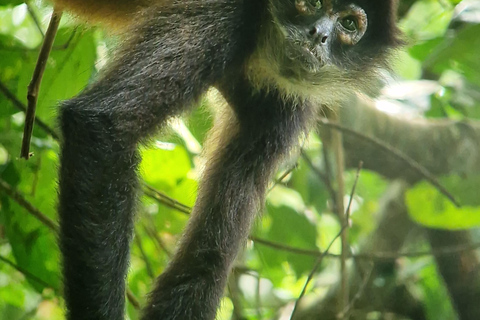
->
248 0 400 100
279 0 367 75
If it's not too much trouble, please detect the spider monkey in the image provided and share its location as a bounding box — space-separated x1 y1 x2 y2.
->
55 0 401 319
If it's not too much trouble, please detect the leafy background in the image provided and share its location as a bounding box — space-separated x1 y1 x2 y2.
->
0 0 479 319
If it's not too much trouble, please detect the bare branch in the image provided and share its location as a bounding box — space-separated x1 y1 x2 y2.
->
0 254 57 291
21 8 63 159
143 183 192 215
26 1 45 37
0 81 59 139
251 236 480 261
290 223 348 319
320 118 460 207
0 179 58 232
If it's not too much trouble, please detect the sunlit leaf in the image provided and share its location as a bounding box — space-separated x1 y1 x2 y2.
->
406 175 480 229
254 186 317 281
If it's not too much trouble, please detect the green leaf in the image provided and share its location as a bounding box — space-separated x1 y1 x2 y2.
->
140 144 195 234
0 0 24 7
406 175 480 229
400 0 453 40
419 263 457 320
424 24 480 86
254 186 317 281
15 28 97 126
0 282 25 307
0 150 60 292
140 143 194 195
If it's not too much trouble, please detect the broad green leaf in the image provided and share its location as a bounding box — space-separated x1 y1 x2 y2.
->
0 283 25 307
426 24 480 87
140 143 195 201
419 263 457 320
0 0 24 7
0 150 60 292
140 144 195 234
400 0 453 40
406 175 480 229
255 186 317 281
184 101 213 147
409 37 444 62
291 156 329 214
15 28 97 126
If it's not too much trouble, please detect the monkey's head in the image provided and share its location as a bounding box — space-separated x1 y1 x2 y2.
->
247 0 402 102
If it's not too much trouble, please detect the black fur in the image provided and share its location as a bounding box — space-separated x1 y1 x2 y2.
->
57 0 399 319
141 73 315 319
59 1 264 318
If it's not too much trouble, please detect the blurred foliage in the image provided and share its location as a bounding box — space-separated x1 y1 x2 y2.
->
407 175 480 230
0 0 479 319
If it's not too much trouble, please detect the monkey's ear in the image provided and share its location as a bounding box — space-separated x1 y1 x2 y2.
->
364 0 404 47
389 0 406 47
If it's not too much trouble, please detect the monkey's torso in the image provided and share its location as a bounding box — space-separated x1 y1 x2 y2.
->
55 0 400 319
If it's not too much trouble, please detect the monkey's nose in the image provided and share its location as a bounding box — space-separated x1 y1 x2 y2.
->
307 16 334 45
308 27 329 44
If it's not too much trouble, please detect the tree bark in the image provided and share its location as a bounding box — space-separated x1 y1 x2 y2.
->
293 181 426 320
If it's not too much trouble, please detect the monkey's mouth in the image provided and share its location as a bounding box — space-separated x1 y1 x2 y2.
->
284 41 329 74
304 46 326 64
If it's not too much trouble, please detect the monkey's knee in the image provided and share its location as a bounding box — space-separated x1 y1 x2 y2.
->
59 99 127 147
59 99 102 142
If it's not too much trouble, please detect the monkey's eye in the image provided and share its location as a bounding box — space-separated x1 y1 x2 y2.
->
337 6 367 45
340 17 357 32
296 0 322 15
306 0 322 9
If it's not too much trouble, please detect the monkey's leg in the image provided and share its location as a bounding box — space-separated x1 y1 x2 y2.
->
58 2 263 319
141 76 315 320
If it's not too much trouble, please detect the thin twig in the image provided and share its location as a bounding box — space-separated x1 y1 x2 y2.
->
290 224 348 319
345 161 363 222
0 179 59 232
256 272 263 320
0 46 38 52
334 161 363 319
53 28 78 50
2 76 193 226
268 163 298 192
337 263 374 319
21 8 63 159
0 29 77 52
0 254 57 291
0 179 142 309
301 150 337 208
142 221 172 257
134 229 155 279
26 1 45 37
319 119 461 207
0 81 191 220
251 236 480 260
321 143 337 213
143 183 192 215
126 289 141 310
228 272 247 320
251 236 323 256
0 81 59 139
330 112 349 318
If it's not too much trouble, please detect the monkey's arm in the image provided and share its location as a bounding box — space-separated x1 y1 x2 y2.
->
141 74 315 320
53 0 147 26
58 2 262 319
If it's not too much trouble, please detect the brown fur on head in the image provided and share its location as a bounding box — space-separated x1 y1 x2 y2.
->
246 0 401 104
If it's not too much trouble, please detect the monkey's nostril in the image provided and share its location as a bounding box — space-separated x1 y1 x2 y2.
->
308 27 329 44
